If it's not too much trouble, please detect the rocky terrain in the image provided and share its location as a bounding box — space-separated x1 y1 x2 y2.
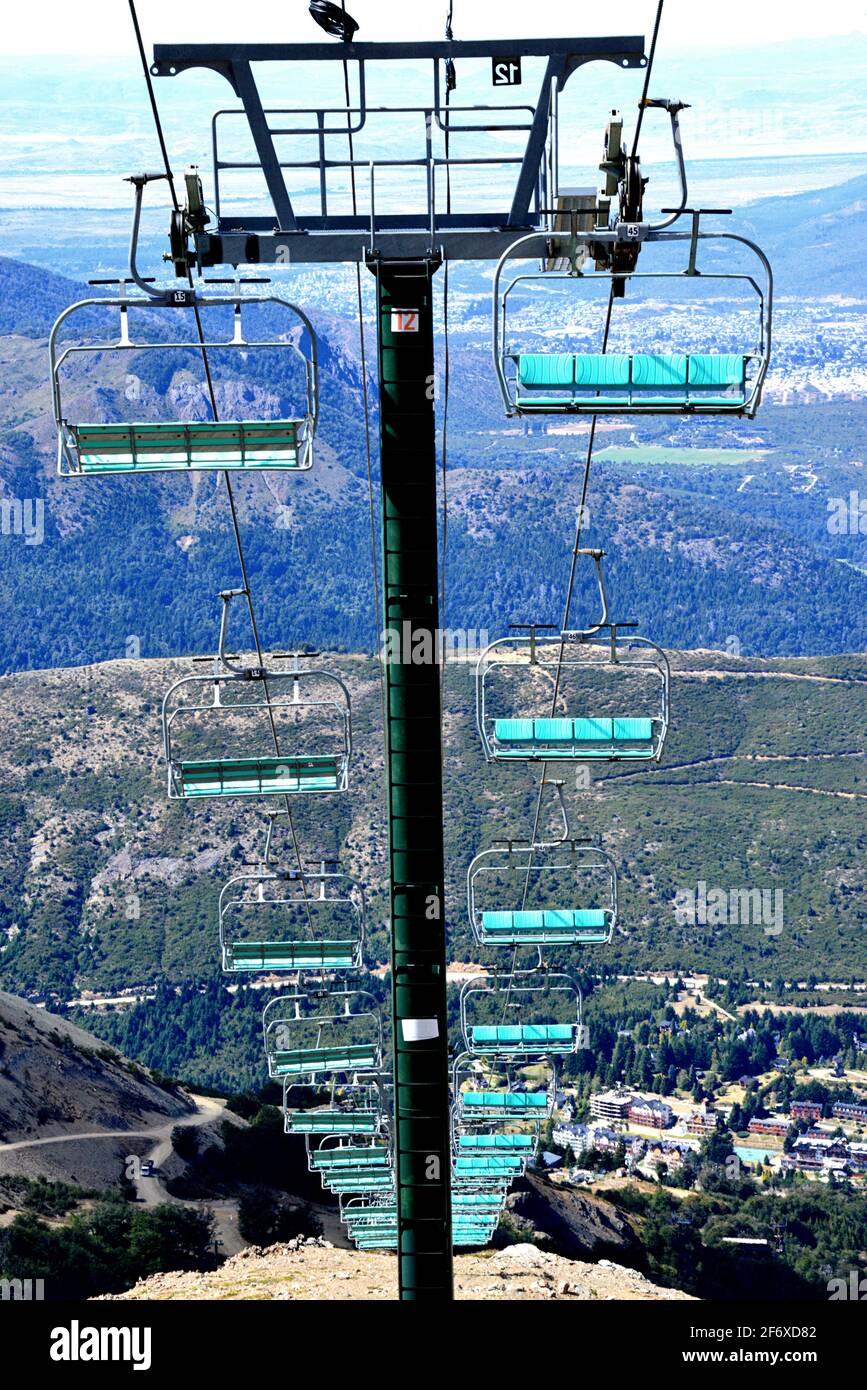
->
0 989 191 1144
503 1173 642 1262
97 1236 695 1302
0 989 199 1197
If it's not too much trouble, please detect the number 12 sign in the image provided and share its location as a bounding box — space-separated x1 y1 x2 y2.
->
492 56 522 86
391 309 419 333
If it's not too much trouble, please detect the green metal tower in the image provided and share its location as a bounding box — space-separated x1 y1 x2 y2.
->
375 257 452 1298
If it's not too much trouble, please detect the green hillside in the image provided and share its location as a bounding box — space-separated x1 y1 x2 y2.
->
0 649 864 1003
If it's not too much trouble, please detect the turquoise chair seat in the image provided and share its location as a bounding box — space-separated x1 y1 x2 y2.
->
69 419 304 474
453 1193 505 1207
454 1157 525 1177
479 908 609 945
512 352 747 412
458 1133 535 1151
493 716 655 761
284 1110 378 1135
462 1090 548 1115
470 1023 575 1055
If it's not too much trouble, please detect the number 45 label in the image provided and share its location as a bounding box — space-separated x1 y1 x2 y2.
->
391 309 419 333
492 56 522 86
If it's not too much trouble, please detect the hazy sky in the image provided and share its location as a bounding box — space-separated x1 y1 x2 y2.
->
3 0 867 54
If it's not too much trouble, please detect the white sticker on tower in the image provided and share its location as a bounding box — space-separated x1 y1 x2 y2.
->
401 1017 439 1042
391 308 419 333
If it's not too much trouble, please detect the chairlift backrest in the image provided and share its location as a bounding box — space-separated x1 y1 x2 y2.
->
162 661 352 801
49 291 319 475
467 838 618 948
476 627 670 765
219 862 365 973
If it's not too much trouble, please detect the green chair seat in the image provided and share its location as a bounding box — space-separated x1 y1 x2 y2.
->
224 939 356 971
176 755 340 799
70 419 304 474
323 1173 394 1191
284 1110 378 1135
344 1206 397 1221
312 1148 390 1169
269 1042 379 1077
325 1178 391 1189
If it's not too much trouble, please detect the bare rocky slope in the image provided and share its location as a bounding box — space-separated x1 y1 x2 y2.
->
503 1172 642 1262
98 1236 695 1302
0 989 193 1146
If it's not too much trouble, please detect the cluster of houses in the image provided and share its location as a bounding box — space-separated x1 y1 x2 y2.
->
750 1099 867 1136
551 1089 867 1187
588 1088 721 1138
548 1090 721 1182
745 1100 867 1181
782 1132 867 1179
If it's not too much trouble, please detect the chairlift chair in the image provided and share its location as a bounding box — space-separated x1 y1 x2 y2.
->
452 1153 527 1182
322 1169 395 1193
452 1192 507 1214
476 556 670 766
162 591 351 801
456 1132 537 1157
220 826 365 972
492 103 772 418
460 969 584 1060
49 286 319 476
262 986 383 1081
467 829 618 950
282 1078 387 1137
452 1231 496 1248
452 1053 555 1125
308 1135 392 1174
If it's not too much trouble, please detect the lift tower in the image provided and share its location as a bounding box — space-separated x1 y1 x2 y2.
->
151 31 647 1300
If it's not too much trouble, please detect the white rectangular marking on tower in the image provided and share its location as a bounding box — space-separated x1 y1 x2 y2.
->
402 1017 439 1042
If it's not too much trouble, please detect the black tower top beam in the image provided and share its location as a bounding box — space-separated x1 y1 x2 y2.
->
151 35 647 265
152 36 646 74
